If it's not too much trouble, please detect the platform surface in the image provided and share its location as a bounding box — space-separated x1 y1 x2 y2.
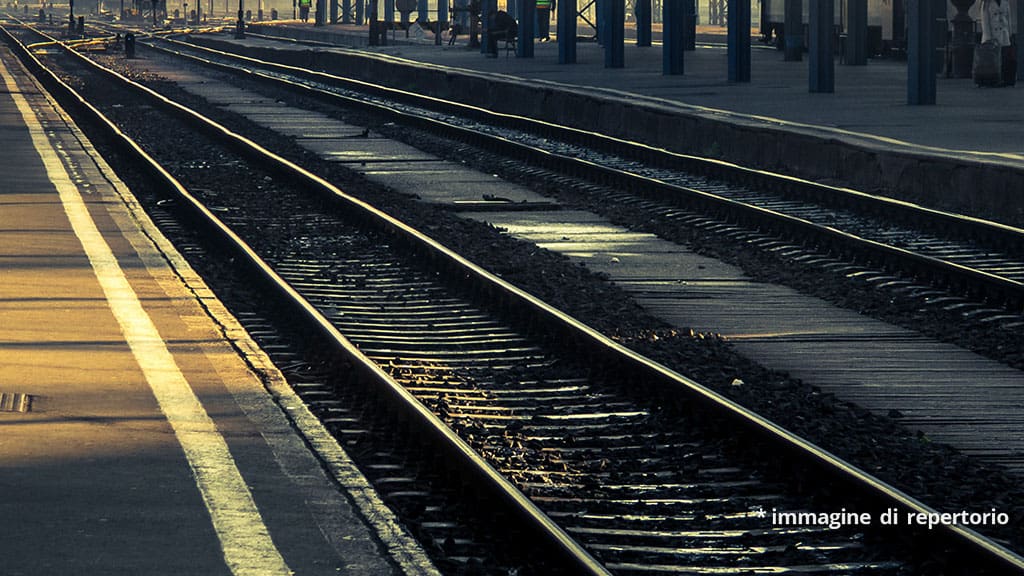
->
0 44 435 576
241 20 1024 162
125 39 1024 476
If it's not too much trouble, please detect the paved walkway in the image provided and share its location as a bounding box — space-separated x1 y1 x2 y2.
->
0 42 436 576
246 20 1024 160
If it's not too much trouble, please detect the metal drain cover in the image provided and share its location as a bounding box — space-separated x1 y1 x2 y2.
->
0 392 32 413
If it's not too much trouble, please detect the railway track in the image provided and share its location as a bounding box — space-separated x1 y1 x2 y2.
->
4 19 1024 575
39 19 1024 334
123 28 1024 319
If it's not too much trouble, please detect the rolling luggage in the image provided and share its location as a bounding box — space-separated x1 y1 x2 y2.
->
1002 46 1017 86
974 42 1002 86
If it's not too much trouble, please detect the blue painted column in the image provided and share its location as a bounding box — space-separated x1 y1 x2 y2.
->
517 0 536 56
417 0 427 22
907 0 936 104
558 0 577 62
636 0 651 45
604 0 625 67
683 0 695 50
438 0 447 29
368 0 378 43
383 0 394 42
355 0 363 24
1018 0 1024 81
759 0 771 42
783 0 801 61
663 0 684 73
342 0 351 22
846 0 867 64
808 0 833 91
727 0 750 81
481 0 496 53
932 3 946 75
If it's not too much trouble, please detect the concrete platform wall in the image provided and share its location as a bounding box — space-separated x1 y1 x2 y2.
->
195 35 1024 222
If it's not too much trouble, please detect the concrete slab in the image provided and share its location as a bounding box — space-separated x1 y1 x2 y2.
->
303 136 432 156
224 103 305 115
293 129 376 141
0 41 435 576
456 195 1024 474
200 24 1024 220
362 165 557 204
136 32 1024 473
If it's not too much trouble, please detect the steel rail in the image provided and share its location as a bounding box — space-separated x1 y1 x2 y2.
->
7 22 1024 573
0 23 611 576
152 30 1024 251
82 18 1021 251
128 33 1024 310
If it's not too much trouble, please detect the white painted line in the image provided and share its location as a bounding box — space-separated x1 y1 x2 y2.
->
1 57 291 576
81 77 441 576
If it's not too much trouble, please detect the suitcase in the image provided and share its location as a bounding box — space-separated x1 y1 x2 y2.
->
1002 45 1017 86
974 42 1003 86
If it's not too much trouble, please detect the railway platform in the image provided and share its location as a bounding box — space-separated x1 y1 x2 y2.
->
138 29 1024 476
0 43 436 575
242 19 1024 154
220 19 1024 221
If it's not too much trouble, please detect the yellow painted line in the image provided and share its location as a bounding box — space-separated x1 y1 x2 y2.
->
0 57 291 576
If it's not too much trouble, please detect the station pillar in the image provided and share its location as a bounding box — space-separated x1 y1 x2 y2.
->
845 0 867 65
727 0 750 81
517 0 536 57
783 0 802 61
663 0 684 74
808 0 834 91
636 0 652 46
907 0 937 104
1018 0 1024 81
384 0 395 42
480 0 496 54
949 0 976 77
557 0 576 63
235 1 246 37
316 0 326 24
683 0 696 50
604 0 625 67
369 0 381 44
437 1 447 32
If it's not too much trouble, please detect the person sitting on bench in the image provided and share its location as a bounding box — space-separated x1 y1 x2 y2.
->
485 10 517 57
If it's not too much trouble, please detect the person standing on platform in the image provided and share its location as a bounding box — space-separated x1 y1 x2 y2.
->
536 0 554 41
980 0 1016 85
298 0 311 21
